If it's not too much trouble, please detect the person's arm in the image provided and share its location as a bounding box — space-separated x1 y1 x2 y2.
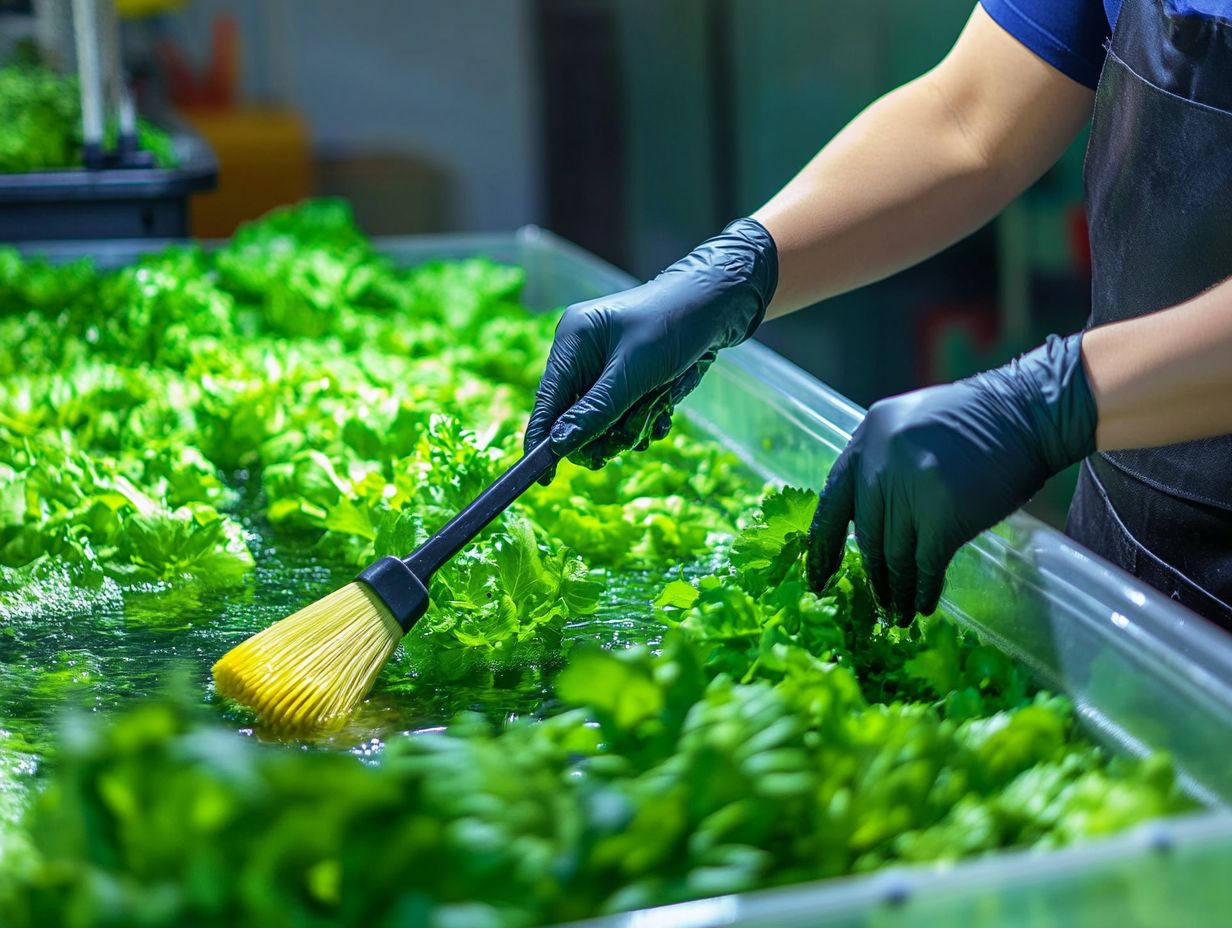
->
527 4 1093 466
805 279 1232 622
1084 276 1232 450
756 4 1094 319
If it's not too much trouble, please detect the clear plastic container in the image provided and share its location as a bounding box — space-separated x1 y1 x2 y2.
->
27 226 1232 927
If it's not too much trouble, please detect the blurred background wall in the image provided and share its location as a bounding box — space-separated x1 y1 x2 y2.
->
157 0 541 234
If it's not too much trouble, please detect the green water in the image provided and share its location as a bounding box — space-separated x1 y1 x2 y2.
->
0 474 683 767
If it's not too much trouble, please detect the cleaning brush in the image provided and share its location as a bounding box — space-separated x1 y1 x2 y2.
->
212 438 557 731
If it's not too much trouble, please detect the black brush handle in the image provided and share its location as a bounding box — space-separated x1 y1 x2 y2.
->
358 439 557 632
403 438 556 579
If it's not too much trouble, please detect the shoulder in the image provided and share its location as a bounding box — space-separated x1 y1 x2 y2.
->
979 0 1113 88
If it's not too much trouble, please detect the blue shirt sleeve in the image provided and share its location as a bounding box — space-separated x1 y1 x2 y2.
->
979 0 1111 88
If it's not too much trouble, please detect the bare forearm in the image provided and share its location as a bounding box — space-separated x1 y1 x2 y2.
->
753 77 1001 318
1083 276 1232 450
754 7 1093 320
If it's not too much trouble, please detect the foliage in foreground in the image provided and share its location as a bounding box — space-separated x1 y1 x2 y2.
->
0 491 1190 927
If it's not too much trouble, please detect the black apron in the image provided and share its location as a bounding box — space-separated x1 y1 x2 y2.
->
1067 0 1232 628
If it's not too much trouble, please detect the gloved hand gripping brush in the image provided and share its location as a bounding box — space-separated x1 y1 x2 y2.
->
526 218 777 473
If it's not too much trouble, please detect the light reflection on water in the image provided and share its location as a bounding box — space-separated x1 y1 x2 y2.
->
0 493 686 775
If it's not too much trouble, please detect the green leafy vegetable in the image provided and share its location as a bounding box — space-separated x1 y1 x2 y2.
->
0 64 178 172
729 485 816 591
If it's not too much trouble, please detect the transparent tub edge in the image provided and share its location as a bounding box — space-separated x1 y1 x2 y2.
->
555 808 1232 928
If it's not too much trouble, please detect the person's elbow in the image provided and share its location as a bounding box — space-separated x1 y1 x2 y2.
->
923 4 1095 200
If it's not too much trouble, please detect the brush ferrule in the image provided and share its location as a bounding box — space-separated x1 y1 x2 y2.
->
356 556 430 633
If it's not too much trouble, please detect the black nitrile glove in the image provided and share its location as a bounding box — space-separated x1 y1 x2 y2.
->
806 333 1097 623
525 218 778 476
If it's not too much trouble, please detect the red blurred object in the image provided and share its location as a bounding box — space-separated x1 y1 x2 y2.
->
1068 205 1092 276
159 15 239 108
914 301 998 386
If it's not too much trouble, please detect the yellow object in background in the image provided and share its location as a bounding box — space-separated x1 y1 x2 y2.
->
182 106 311 238
116 0 185 18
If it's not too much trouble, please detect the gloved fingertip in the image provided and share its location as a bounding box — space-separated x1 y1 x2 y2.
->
549 419 584 456
804 531 843 593
916 578 944 617
804 547 825 591
889 576 916 626
536 462 557 487
806 495 853 595
867 570 890 616
805 560 836 595
668 365 704 406
564 440 605 471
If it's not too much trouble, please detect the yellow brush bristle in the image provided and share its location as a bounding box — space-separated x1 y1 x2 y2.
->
212 582 403 732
